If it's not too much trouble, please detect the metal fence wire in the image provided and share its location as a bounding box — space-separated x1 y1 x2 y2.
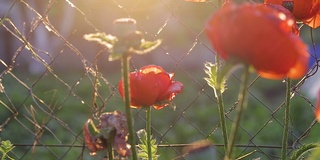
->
0 0 320 159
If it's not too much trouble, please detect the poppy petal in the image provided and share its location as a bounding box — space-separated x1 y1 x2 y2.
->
303 12 320 28
205 2 309 80
83 119 105 155
292 0 320 20
130 72 161 107
264 0 282 4
155 73 172 98
265 0 320 28
265 3 300 35
158 81 184 102
118 72 161 108
316 90 320 123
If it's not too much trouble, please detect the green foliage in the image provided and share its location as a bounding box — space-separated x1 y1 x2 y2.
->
1 71 318 159
290 143 319 160
137 129 159 160
308 145 320 160
0 139 15 160
204 62 227 95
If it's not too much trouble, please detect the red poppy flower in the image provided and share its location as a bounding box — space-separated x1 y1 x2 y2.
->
264 0 320 28
315 90 320 123
118 65 183 110
205 2 309 79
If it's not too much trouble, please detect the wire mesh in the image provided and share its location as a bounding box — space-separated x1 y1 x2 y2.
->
0 0 319 159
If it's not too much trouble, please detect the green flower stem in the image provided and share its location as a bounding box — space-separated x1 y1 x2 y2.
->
107 143 114 160
217 88 228 152
146 107 152 160
215 55 228 152
121 54 138 160
106 129 115 160
215 44 228 153
226 66 250 160
281 78 292 160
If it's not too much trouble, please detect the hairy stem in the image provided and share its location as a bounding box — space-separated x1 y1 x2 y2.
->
106 129 116 160
282 78 292 159
107 143 114 160
226 66 250 159
217 89 228 152
215 43 228 154
146 107 152 160
122 54 138 160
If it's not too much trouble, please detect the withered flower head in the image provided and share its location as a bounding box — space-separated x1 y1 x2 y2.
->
83 110 131 157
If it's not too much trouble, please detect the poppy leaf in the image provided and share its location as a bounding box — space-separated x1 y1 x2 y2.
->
204 62 227 94
290 143 320 160
108 52 124 61
137 129 159 160
133 39 162 55
1 140 14 154
83 32 117 49
88 119 100 135
308 145 320 160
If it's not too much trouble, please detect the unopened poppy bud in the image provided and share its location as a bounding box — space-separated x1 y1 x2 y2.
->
113 18 137 37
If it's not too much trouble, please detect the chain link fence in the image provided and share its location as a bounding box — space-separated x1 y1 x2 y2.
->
0 0 320 159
